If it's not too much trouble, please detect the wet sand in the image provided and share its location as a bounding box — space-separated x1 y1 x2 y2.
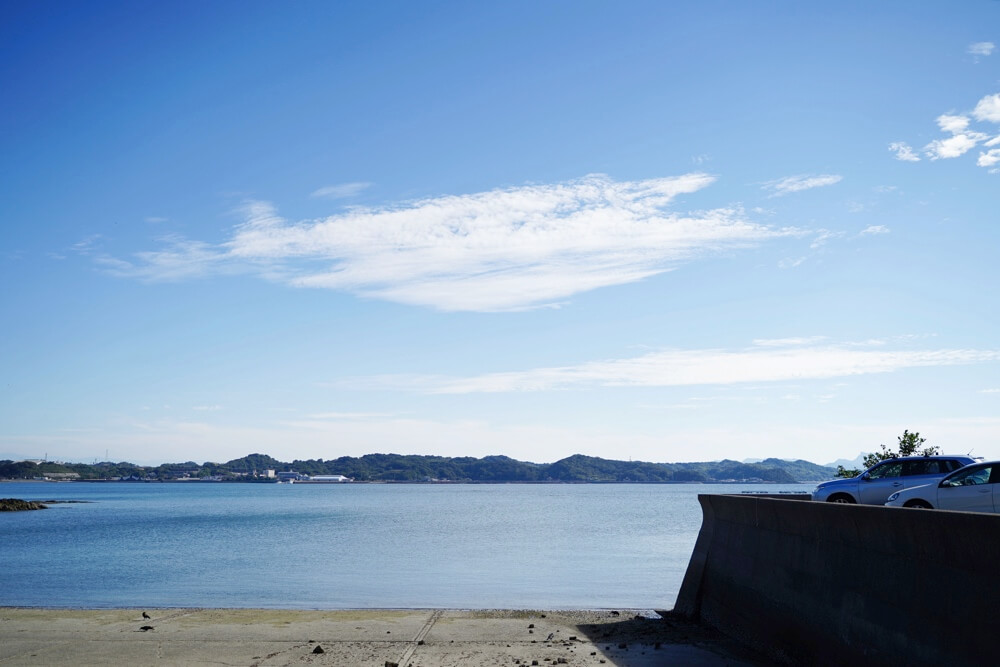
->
0 608 762 666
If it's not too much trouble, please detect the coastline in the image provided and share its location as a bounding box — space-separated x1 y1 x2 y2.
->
0 607 761 666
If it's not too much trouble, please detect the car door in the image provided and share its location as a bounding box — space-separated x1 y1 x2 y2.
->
902 459 945 490
936 464 994 512
859 460 905 504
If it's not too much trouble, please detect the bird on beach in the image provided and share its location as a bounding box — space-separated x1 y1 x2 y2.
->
142 612 151 620
139 625 154 632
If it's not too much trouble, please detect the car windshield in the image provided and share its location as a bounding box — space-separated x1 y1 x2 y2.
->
942 466 992 487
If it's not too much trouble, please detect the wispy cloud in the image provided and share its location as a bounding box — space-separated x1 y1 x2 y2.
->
751 336 828 347
310 182 373 199
98 235 237 282
762 174 842 197
381 339 1000 393
967 41 995 59
859 225 889 236
303 411 396 420
889 142 921 162
809 229 844 249
73 235 104 256
102 174 800 312
894 93 1000 168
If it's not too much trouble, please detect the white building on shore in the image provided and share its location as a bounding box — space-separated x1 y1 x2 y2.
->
305 475 352 483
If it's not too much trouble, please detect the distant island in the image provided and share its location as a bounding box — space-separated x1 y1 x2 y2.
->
0 453 835 484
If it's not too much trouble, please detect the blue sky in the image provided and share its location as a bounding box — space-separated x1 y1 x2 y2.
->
2 1 999 466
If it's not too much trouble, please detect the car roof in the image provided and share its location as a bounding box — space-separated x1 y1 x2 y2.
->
875 454 972 461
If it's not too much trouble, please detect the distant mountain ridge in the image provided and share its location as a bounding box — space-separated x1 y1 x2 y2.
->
824 453 867 469
1 452 837 483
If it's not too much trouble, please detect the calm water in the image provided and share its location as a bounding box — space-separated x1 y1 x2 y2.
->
1 482 812 610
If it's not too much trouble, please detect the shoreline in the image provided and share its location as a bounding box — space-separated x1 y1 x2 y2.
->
0 607 762 666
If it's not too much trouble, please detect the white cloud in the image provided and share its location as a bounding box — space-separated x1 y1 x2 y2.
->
889 142 921 162
859 225 889 236
973 93 1000 123
923 113 989 159
978 149 1000 168
106 174 800 312
310 182 373 199
967 42 995 57
896 94 1000 169
762 174 842 197
937 114 970 134
403 340 1000 394
924 133 983 160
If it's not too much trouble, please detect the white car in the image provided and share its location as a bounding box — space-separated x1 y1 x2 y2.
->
885 461 998 512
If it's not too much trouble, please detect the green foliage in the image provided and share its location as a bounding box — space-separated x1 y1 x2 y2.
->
832 430 941 477
0 460 39 479
860 429 939 470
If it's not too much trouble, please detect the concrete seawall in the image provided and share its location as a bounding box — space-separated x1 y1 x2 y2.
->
675 494 995 665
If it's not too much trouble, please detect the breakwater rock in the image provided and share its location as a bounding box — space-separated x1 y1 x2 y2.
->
0 498 47 511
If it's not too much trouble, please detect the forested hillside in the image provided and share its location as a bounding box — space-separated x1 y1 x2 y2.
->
1 453 835 483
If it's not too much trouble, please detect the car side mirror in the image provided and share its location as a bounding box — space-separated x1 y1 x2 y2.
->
860 473 870 481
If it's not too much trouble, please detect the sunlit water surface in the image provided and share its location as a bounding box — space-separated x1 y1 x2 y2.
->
1 481 812 609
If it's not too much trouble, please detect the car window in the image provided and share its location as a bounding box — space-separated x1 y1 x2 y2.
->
942 466 992 487
941 459 967 472
868 462 903 479
903 460 941 476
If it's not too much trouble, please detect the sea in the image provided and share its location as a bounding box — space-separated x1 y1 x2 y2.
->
1 481 813 610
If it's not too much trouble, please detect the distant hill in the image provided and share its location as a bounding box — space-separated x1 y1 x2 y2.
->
825 453 867 469
2 452 837 483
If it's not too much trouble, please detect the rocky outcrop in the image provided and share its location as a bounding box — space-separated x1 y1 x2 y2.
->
0 498 47 511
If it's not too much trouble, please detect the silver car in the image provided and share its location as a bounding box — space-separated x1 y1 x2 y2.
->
811 455 975 505
885 460 998 511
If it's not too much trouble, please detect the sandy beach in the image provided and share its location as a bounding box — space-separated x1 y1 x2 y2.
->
0 608 760 666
